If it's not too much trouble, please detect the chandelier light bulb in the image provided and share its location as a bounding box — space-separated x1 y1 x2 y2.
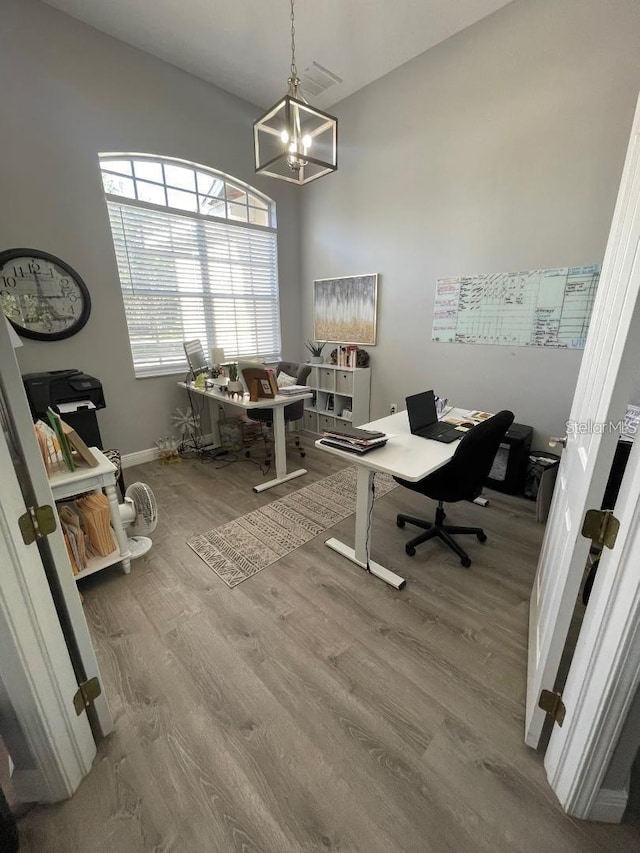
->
280 130 290 144
302 134 312 149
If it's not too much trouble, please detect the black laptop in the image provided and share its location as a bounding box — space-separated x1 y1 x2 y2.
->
406 390 461 443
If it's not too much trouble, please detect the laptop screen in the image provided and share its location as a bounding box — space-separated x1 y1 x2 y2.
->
406 390 438 433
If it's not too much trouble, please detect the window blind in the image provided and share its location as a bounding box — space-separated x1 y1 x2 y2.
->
107 200 281 378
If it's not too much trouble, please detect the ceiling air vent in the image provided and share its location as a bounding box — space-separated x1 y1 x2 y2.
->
299 61 343 99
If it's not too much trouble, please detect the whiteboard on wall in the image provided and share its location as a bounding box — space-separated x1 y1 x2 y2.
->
432 265 600 348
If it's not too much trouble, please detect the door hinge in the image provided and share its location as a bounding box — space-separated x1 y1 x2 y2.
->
539 689 566 726
73 677 102 716
18 505 57 545
581 508 620 550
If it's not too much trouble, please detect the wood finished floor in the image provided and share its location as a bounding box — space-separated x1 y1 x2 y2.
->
20 444 640 852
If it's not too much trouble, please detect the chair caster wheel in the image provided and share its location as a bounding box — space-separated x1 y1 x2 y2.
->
405 544 416 557
477 531 487 543
301 451 306 458
461 556 471 568
396 518 405 528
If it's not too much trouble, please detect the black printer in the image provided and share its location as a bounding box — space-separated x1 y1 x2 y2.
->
22 369 106 449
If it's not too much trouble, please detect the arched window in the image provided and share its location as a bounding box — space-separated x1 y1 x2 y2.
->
100 154 281 377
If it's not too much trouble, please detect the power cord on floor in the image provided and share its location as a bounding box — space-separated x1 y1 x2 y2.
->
365 474 375 574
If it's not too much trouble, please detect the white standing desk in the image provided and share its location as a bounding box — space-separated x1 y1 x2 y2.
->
315 410 465 588
179 382 312 493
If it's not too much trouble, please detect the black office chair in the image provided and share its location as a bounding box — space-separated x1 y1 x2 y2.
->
247 361 312 463
394 410 514 568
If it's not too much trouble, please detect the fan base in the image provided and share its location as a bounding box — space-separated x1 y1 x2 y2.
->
128 536 153 559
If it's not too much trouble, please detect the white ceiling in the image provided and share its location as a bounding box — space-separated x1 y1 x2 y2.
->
42 0 514 110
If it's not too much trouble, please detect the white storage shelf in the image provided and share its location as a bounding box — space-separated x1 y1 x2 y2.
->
48 448 132 580
302 363 371 433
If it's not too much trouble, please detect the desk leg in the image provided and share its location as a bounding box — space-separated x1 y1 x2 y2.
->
325 467 406 589
207 398 222 447
252 404 307 493
105 482 131 574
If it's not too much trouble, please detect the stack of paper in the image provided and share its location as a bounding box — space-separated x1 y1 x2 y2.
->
58 502 97 574
320 426 389 455
76 493 117 557
278 384 312 396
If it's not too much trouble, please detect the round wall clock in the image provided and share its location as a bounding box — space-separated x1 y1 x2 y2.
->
0 248 91 341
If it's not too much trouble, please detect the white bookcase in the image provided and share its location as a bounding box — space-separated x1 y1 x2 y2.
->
302 363 371 433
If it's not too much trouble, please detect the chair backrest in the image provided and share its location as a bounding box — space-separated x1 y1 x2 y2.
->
276 361 312 422
421 410 514 503
277 361 312 385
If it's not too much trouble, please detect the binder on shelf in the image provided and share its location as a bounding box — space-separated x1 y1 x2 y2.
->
47 407 75 471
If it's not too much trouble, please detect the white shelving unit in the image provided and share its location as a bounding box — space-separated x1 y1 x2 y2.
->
48 448 132 580
302 363 371 433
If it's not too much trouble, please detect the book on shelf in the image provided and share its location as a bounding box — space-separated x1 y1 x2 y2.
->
57 495 116 574
43 408 98 471
46 407 74 471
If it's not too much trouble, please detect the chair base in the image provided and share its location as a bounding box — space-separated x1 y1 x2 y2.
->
245 429 306 468
396 504 486 568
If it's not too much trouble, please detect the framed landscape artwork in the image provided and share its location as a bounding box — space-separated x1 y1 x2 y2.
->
313 274 378 345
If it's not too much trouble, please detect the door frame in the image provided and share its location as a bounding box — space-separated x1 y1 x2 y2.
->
0 319 113 739
544 381 640 818
539 99 640 819
0 399 96 802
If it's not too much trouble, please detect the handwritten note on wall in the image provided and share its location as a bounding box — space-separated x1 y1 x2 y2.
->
432 266 600 349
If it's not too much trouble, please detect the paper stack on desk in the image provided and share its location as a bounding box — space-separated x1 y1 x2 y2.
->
278 384 312 396
320 426 389 455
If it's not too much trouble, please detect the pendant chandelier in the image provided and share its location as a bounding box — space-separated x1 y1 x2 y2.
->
253 0 338 185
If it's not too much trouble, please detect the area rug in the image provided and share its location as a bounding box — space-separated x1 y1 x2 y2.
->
187 466 397 587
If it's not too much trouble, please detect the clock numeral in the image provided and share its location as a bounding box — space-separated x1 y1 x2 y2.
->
1 276 17 288
68 294 78 302
12 266 25 278
28 261 41 274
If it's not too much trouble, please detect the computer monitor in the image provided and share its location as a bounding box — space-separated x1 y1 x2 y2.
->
184 339 209 377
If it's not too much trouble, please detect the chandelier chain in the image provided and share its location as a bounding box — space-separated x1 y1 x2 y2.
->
290 0 297 78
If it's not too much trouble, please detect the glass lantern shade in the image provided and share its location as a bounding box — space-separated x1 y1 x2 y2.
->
253 95 338 185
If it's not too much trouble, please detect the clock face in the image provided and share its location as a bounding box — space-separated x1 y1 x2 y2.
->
0 249 91 341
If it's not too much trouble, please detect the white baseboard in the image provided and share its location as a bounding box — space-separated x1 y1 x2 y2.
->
587 787 629 823
121 434 217 469
121 447 159 468
11 769 48 803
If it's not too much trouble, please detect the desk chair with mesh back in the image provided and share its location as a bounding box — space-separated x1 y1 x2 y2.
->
395 410 514 567
247 361 312 463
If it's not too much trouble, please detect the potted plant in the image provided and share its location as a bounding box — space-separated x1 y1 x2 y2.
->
227 363 244 396
305 340 326 364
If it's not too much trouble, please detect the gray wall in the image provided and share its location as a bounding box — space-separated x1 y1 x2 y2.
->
0 0 302 454
301 0 640 445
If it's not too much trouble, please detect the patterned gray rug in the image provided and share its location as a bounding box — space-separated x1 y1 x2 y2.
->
187 466 397 587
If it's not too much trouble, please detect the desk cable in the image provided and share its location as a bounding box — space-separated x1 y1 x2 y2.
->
365 474 375 574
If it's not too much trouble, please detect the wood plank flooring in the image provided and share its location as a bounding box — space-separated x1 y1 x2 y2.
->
19 444 640 852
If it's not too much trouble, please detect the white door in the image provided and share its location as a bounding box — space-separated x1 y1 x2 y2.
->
526 96 640 748
0 372 97 802
0 319 113 740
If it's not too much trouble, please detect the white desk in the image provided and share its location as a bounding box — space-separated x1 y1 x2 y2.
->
180 382 313 493
315 410 463 588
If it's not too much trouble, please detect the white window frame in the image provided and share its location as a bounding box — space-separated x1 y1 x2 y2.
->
99 153 281 378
